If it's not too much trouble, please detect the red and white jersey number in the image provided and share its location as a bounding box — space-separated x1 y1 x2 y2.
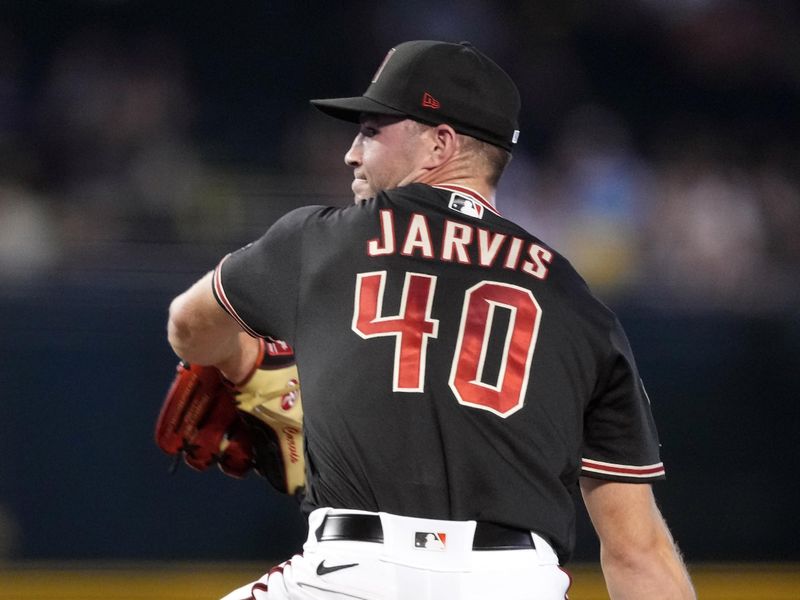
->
352 271 439 392
352 271 542 418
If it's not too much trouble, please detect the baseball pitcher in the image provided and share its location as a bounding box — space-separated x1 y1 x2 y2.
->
158 40 695 600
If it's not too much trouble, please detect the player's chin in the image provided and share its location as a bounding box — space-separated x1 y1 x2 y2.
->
351 179 374 204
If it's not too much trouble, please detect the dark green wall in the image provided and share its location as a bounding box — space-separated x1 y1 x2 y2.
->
1 285 796 562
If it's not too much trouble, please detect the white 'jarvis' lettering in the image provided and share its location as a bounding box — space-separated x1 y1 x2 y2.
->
401 213 435 258
477 229 507 267
504 237 524 270
368 209 395 256
442 221 473 264
367 210 551 279
521 244 554 280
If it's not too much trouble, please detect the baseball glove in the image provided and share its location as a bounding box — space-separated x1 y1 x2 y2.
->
155 338 305 496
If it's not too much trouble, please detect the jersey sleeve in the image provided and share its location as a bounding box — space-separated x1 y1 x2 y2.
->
212 206 322 343
581 317 666 482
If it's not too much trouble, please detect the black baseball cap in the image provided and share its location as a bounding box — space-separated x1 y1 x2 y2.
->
311 40 521 151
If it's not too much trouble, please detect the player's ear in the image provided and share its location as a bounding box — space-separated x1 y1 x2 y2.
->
421 124 458 168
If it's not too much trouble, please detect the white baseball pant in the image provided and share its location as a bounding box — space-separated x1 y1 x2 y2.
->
221 508 571 600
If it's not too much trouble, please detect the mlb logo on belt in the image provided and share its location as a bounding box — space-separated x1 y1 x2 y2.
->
414 531 447 551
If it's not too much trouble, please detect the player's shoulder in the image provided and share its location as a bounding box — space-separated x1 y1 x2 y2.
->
278 204 331 224
262 204 325 233
382 182 443 203
295 184 438 223
552 254 620 324
505 226 621 335
271 203 361 233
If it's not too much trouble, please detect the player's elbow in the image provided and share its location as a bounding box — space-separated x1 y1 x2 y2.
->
167 293 196 359
166 272 242 366
167 282 222 362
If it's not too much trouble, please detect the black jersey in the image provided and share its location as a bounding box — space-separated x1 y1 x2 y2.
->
213 183 664 562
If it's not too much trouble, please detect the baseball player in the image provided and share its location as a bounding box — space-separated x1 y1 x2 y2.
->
164 41 695 599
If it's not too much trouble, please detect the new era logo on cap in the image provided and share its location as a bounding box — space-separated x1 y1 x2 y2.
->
422 92 440 109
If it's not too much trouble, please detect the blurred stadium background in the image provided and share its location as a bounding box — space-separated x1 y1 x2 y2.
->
0 0 798 597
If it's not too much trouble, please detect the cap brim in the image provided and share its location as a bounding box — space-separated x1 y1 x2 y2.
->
310 96 406 123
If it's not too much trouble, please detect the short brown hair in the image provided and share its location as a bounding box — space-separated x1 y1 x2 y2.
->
458 134 512 187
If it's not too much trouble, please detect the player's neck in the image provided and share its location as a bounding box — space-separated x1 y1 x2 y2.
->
413 164 497 207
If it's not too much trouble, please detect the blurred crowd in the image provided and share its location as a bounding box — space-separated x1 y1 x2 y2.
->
1 0 798 313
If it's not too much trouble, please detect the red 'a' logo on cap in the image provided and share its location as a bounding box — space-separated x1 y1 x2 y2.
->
422 92 441 109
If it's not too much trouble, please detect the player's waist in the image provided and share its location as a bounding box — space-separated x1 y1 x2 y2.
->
315 509 557 559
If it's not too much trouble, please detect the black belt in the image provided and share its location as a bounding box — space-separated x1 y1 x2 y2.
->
316 513 537 551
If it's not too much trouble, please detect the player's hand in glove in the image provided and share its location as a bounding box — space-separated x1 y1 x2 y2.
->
154 338 305 495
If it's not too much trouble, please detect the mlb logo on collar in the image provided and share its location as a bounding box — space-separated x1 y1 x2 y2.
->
415 531 447 551
448 192 484 219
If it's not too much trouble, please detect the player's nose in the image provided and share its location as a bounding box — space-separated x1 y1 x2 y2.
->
344 134 362 167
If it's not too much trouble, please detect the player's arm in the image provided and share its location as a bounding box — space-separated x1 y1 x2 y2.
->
580 477 695 600
167 271 260 384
